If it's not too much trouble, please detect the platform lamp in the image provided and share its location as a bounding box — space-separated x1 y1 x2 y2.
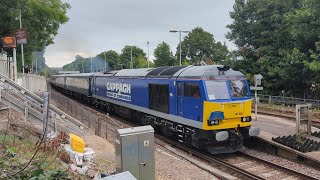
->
170 30 190 66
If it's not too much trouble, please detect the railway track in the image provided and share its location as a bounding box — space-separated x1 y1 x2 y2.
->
107 113 318 179
51 87 318 179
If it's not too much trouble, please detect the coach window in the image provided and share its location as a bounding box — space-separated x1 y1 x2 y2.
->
184 83 201 98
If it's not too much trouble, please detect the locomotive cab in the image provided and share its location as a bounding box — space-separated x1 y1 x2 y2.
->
176 66 260 153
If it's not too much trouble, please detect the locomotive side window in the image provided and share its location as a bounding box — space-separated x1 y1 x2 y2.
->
148 84 169 113
184 83 200 98
177 83 183 96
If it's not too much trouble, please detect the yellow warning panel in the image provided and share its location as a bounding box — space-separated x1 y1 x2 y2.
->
69 134 85 153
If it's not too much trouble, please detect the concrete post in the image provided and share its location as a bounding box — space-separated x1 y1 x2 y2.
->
13 48 17 82
106 113 109 140
43 92 50 136
268 95 272 104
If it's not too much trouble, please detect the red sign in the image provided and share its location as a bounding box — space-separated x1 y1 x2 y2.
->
15 28 27 44
2 37 16 48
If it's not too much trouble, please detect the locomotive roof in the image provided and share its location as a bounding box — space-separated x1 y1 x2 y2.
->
51 73 95 78
94 65 244 79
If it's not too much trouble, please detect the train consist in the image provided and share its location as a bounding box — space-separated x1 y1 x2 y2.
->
51 65 260 154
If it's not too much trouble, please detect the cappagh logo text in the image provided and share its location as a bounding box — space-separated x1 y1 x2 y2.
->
106 82 131 102
106 82 131 94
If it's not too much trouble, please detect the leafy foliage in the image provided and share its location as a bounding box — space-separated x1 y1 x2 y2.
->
96 50 119 70
178 27 231 65
0 0 70 71
154 42 176 67
119 46 147 69
32 51 46 74
227 0 320 98
0 133 70 179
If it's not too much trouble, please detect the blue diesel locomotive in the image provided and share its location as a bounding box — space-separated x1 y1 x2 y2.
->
51 65 260 153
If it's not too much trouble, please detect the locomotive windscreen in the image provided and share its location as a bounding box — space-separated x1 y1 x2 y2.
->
205 81 229 100
205 80 249 100
228 80 248 98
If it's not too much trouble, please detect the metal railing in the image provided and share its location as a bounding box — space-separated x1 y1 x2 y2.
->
258 94 320 107
0 73 92 137
0 55 14 81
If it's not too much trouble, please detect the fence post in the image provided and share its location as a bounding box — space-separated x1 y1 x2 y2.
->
24 102 28 124
95 112 98 136
98 113 102 137
43 92 50 136
106 113 109 140
268 96 272 105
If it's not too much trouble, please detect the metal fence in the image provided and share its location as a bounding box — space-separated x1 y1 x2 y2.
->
0 73 92 137
50 88 108 139
258 94 320 108
0 54 14 80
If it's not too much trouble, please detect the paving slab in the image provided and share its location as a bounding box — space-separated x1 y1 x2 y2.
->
251 114 320 163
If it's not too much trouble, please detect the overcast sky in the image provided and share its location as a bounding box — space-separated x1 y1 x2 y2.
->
45 0 235 67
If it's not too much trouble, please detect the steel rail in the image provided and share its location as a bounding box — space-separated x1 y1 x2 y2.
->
238 152 319 180
154 135 264 180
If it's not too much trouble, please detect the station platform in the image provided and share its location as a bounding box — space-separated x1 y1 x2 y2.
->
251 114 320 164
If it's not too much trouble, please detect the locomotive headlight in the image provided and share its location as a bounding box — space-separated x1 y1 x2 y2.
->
246 117 251 122
214 120 219 125
241 117 252 122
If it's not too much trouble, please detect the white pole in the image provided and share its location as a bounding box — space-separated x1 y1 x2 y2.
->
130 46 133 69
35 52 38 74
82 60 84 73
91 57 93 72
104 51 107 71
179 30 182 66
31 57 33 74
255 81 258 121
19 10 25 86
104 52 106 71
13 48 17 82
147 42 150 68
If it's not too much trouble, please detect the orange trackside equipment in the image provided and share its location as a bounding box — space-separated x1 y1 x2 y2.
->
69 134 85 153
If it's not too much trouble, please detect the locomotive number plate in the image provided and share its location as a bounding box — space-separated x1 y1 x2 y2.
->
226 104 237 109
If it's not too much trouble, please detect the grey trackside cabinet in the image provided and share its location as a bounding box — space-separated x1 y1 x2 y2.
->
116 125 155 180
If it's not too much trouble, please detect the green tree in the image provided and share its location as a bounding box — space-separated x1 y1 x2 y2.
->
227 0 320 98
0 0 70 71
135 55 148 68
178 27 231 65
119 46 146 69
154 42 175 67
32 51 46 74
96 50 119 70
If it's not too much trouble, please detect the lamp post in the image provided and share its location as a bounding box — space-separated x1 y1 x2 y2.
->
170 30 189 66
130 46 133 69
91 57 93 72
104 51 107 71
81 60 84 73
147 41 150 68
